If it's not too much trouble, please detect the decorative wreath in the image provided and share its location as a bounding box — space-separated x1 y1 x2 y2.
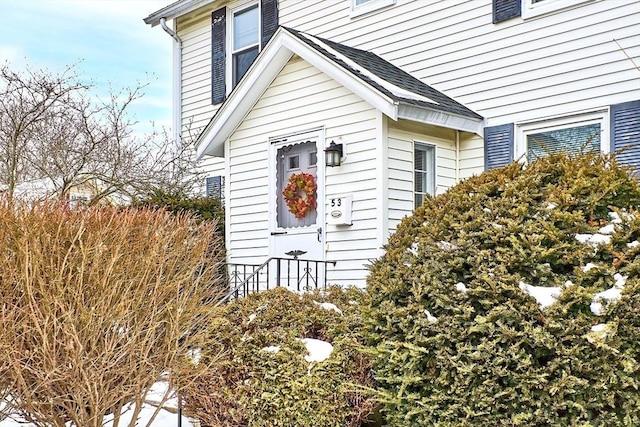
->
282 172 317 219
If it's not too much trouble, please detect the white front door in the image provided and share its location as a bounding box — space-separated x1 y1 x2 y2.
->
269 130 325 263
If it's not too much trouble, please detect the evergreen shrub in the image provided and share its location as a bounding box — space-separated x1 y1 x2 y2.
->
134 190 225 236
181 286 377 427
364 152 640 426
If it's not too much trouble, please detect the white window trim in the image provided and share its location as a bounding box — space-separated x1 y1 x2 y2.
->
515 110 610 162
521 0 594 19
413 140 437 207
350 0 395 18
226 0 261 94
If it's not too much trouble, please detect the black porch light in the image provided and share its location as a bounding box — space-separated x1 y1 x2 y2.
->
324 141 343 167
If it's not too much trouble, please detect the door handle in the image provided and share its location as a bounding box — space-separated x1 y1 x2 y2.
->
271 231 287 235
317 227 322 242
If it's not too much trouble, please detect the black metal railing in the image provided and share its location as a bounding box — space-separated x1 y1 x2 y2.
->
218 257 336 305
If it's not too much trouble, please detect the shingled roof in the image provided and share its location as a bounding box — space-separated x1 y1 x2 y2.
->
196 26 483 158
285 27 482 121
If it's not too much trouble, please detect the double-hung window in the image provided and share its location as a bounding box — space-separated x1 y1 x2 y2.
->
350 0 395 17
211 0 278 104
414 142 436 209
231 4 260 87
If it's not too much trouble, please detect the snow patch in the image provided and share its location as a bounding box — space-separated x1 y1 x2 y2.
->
313 301 343 315
455 282 467 293
582 263 598 272
545 202 557 210
437 241 458 251
609 211 623 224
598 223 616 235
298 338 333 363
261 345 281 353
407 241 419 256
187 348 201 365
627 240 639 248
575 233 612 246
590 274 627 315
248 313 257 324
586 323 612 344
424 309 438 323
519 281 561 309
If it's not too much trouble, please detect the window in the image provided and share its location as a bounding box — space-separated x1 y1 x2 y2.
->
211 0 278 104
485 101 639 172
69 194 90 208
493 0 593 23
232 4 259 87
414 143 435 209
517 113 608 162
350 0 395 17
522 0 593 19
206 176 224 199
526 123 601 162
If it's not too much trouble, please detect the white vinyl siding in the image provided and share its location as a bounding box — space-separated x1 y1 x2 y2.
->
279 0 639 127
177 12 218 137
227 56 379 286
387 124 458 234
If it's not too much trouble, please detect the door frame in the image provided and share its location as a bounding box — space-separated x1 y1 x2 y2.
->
267 127 326 261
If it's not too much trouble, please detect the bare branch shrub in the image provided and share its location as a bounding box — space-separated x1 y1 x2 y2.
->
0 197 224 427
0 63 202 204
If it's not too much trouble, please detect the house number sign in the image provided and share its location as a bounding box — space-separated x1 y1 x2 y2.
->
328 195 353 225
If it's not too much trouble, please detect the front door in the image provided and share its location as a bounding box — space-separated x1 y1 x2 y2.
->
269 130 325 272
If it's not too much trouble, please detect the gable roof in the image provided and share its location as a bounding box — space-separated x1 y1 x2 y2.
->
286 28 482 121
196 27 483 159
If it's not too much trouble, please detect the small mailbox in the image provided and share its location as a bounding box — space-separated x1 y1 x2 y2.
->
327 195 352 225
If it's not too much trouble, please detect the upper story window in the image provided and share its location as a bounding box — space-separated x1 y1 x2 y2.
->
522 0 593 19
516 112 608 162
350 0 395 18
414 142 436 209
232 3 260 87
211 0 278 104
493 0 593 23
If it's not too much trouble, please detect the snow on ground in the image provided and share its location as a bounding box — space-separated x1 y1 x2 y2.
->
0 382 197 427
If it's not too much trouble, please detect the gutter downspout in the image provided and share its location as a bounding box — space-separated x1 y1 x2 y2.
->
160 18 183 427
455 130 460 184
160 17 183 148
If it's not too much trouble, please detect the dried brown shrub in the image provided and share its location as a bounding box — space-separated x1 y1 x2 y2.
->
0 198 225 427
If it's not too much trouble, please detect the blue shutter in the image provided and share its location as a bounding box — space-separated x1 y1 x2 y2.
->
493 0 521 23
611 100 640 175
206 176 224 199
211 7 226 105
484 123 514 170
261 0 278 48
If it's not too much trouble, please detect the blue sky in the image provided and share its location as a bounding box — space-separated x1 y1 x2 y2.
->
0 0 175 135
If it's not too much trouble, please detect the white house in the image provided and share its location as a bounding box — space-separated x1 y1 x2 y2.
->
144 0 640 288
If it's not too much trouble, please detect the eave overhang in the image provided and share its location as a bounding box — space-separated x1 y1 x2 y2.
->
195 27 483 159
144 0 217 26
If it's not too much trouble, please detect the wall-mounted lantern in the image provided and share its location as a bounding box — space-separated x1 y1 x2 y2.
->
324 141 343 167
